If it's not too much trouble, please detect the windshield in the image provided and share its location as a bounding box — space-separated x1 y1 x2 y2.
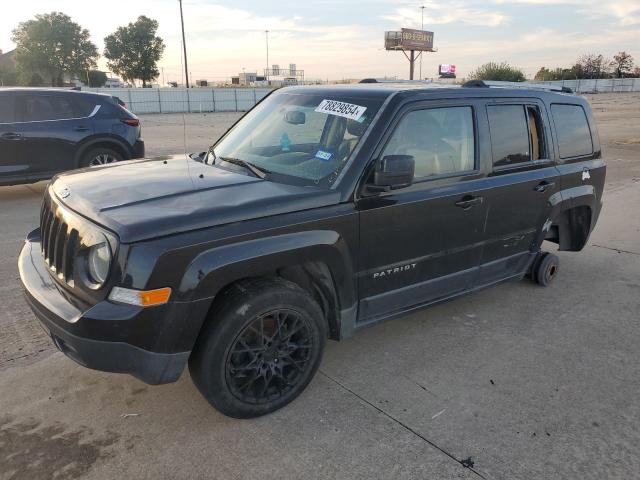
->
210 91 383 188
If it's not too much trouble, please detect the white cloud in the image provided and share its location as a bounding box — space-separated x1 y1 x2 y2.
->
493 0 640 25
382 2 509 28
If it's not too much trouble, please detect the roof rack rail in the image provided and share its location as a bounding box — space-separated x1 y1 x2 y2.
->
462 80 573 94
359 78 441 84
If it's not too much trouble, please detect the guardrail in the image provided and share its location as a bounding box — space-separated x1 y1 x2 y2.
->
534 78 640 93
84 87 274 114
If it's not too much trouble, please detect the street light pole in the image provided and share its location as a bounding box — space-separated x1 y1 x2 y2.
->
420 5 425 80
265 30 270 83
179 0 190 88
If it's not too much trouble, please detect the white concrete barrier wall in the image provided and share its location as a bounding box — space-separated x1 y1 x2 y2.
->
84 87 274 114
535 78 640 93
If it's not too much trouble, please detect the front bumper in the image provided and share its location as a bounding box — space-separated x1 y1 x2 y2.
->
18 229 189 385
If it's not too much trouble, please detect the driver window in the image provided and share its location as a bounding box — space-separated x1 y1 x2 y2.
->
382 106 475 179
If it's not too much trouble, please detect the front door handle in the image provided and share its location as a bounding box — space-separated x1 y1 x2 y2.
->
1 132 22 140
455 196 483 210
534 181 556 192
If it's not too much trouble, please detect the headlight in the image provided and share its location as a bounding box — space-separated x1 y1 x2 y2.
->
87 241 111 286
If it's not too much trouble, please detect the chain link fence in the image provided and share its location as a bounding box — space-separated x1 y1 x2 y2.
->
84 87 274 114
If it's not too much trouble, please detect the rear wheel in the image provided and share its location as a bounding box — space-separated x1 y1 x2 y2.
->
534 252 560 286
81 147 123 167
189 279 326 418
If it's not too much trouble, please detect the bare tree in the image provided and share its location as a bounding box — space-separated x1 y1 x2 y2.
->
576 54 611 79
610 51 635 78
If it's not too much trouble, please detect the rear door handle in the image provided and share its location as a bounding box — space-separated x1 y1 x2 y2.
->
455 196 483 210
1 132 22 140
534 181 556 192
74 126 90 132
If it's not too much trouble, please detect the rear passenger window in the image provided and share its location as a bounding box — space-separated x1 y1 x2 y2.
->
487 105 531 167
382 106 475 179
17 95 76 122
551 104 593 158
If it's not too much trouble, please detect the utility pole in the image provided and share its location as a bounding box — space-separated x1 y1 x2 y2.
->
161 67 165 86
179 0 190 88
265 30 270 83
420 5 425 80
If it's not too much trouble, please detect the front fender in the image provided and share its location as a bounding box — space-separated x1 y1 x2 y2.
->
177 230 356 311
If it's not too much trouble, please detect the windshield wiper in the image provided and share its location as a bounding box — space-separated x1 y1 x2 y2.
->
218 156 269 179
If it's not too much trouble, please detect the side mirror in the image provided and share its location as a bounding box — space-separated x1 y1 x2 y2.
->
284 110 306 125
189 152 206 163
372 155 415 190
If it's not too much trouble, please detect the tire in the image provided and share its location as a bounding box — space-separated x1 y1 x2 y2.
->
81 147 123 167
534 252 560 286
189 278 327 418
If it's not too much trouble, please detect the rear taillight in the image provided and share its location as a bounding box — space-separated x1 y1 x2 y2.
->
121 118 140 127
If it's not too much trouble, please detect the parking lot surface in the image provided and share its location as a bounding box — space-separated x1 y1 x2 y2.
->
1 93 639 479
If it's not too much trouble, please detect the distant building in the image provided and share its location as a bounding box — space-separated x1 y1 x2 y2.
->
104 77 125 88
232 72 267 86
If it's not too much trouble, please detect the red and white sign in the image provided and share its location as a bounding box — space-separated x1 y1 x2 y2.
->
439 64 457 74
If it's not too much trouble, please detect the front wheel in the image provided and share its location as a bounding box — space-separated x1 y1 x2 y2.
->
189 279 327 418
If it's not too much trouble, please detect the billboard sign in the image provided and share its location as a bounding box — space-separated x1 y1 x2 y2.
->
400 28 434 51
385 29 434 51
439 64 456 75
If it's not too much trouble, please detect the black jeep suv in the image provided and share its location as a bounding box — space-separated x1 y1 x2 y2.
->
0 88 144 186
19 82 605 417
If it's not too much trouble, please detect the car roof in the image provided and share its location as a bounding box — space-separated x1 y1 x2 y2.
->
0 88 113 100
279 83 581 103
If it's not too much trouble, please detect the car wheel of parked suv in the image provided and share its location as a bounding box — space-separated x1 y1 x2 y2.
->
189 279 327 418
82 147 123 167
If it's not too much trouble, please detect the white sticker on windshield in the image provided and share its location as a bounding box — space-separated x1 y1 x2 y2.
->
315 99 367 121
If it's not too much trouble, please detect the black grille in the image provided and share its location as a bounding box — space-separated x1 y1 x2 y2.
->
40 194 80 285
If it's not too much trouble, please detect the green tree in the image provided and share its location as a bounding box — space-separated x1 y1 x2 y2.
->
104 16 165 87
610 51 634 78
0 64 20 86
27 72 44 86
88 70 108 87
469 62 526 82
534 66 582 81
11 12 98 87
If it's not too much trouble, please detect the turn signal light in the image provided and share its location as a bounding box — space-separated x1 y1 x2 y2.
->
109 286 171 307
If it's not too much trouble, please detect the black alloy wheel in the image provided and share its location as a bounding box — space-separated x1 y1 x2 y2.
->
189 279 326 418
226 309 314 405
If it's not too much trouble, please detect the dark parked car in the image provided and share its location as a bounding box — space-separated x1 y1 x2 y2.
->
19 82 605 417
0 88 144 186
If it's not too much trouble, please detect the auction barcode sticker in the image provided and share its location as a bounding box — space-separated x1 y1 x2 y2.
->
315 99 367 121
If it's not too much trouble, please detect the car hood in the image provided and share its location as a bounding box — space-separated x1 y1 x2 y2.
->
50 155 340 243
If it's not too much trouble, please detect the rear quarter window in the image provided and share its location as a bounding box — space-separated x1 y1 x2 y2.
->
73 95 101 117
551 104 593 159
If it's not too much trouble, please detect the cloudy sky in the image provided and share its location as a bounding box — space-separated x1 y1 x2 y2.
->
1 0 638 82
